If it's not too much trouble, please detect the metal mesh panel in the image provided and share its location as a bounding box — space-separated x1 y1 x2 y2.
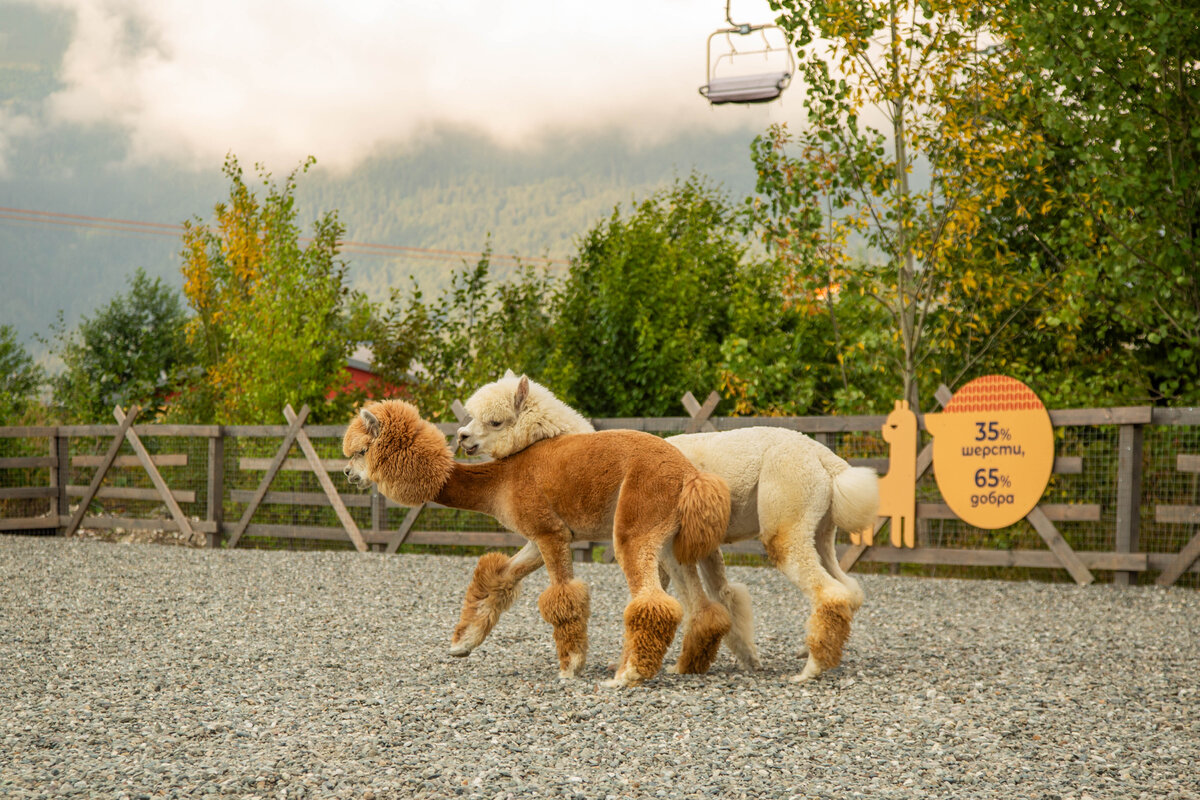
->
225 434 370 551
63 433 211 545
0 435 53 526
1143 424 1200 588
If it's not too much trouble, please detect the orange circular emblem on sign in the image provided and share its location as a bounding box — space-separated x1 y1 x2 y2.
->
924 375 1054 529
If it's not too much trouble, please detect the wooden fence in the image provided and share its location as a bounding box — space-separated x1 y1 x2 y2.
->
2 394 1198 587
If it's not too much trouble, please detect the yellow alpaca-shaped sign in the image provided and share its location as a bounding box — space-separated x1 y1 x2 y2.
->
851 399 918 548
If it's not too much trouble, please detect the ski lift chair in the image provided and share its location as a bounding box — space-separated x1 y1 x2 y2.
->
699 2 795 105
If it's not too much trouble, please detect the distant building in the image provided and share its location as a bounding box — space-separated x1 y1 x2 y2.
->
328 347 409 401
339 355 377 396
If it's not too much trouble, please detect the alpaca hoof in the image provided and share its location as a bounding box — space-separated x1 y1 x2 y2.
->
602 662 645 688
789 657 824 683
447 642 474 658
557 652 586 679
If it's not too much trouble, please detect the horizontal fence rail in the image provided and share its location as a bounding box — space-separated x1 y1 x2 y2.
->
1 396 1199 587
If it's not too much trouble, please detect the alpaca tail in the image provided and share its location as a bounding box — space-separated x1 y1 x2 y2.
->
674 471 731 564
831 466 881 534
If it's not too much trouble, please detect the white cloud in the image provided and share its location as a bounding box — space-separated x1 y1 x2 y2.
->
28 0 805 171
0 109 35 176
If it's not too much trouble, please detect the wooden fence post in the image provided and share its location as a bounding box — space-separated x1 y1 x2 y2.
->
227 405 310 549
385 504 425 554
1155 453 1200 586
51 430 69 535
206 431 224 549
681 391 720 434
371 489 387 552
115 405 195 541
282 404 367 552
63 406 140 538
1113 421 1144 586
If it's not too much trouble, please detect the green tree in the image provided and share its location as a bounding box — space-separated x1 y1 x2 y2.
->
45 269 191 422
941 95 1152 408
368 249 558 420
177 155 367 423
716 261 894 415
998 0 1200 403
549 176 759 417
757 0 1065 409
0 325 44 424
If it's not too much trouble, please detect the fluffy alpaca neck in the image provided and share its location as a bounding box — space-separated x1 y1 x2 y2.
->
434 461 507 515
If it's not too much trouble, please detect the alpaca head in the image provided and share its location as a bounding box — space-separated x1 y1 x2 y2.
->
456 371 594 459
882 399 916 444
343 399 455 506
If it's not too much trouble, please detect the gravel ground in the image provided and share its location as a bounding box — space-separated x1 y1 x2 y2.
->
2 535 1197 800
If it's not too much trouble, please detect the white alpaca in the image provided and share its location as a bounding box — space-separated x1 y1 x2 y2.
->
456 373 880 682
456 370 595 458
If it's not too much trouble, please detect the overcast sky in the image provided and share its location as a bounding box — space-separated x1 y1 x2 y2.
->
16 0 807 172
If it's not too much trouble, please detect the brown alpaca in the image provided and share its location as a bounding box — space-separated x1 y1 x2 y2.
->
343 399 732 687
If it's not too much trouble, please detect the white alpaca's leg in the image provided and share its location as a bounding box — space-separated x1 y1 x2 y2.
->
761 488 858 683
815 509 865 612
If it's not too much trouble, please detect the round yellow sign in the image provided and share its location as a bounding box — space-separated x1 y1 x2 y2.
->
924 375 1054 529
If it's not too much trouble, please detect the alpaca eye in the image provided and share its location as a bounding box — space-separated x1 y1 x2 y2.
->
489 420 503 428
357 448 368 457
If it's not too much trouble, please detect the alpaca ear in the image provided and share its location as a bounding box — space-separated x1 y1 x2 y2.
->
514 375 530 412
503 369 517 379
360 408 381 437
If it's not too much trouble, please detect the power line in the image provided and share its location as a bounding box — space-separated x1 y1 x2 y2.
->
0 206 571 268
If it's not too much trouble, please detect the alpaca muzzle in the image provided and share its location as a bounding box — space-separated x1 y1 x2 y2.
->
456 429 479 456
343 464 367 487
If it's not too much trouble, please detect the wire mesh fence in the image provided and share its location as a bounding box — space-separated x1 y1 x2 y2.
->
0 432 54 526
1 409 1198 587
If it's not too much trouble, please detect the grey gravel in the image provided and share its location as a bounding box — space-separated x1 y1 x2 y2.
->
2 535 1198 800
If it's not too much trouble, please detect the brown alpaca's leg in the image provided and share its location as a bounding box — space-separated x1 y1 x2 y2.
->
604 518 683 687
538 579 590 677
450 542 545 656
607 589 682 687
662 556 730 675
698 550 761 670
534 537 591 678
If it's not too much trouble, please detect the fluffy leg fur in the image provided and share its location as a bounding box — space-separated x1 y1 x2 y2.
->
763 501 859 682
663 556 731 675
698 551 761 670
717 582 759 669
674 601 731 674
537 580 591 678
795 600 854 682
604 590 683 688
450 551 522 656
